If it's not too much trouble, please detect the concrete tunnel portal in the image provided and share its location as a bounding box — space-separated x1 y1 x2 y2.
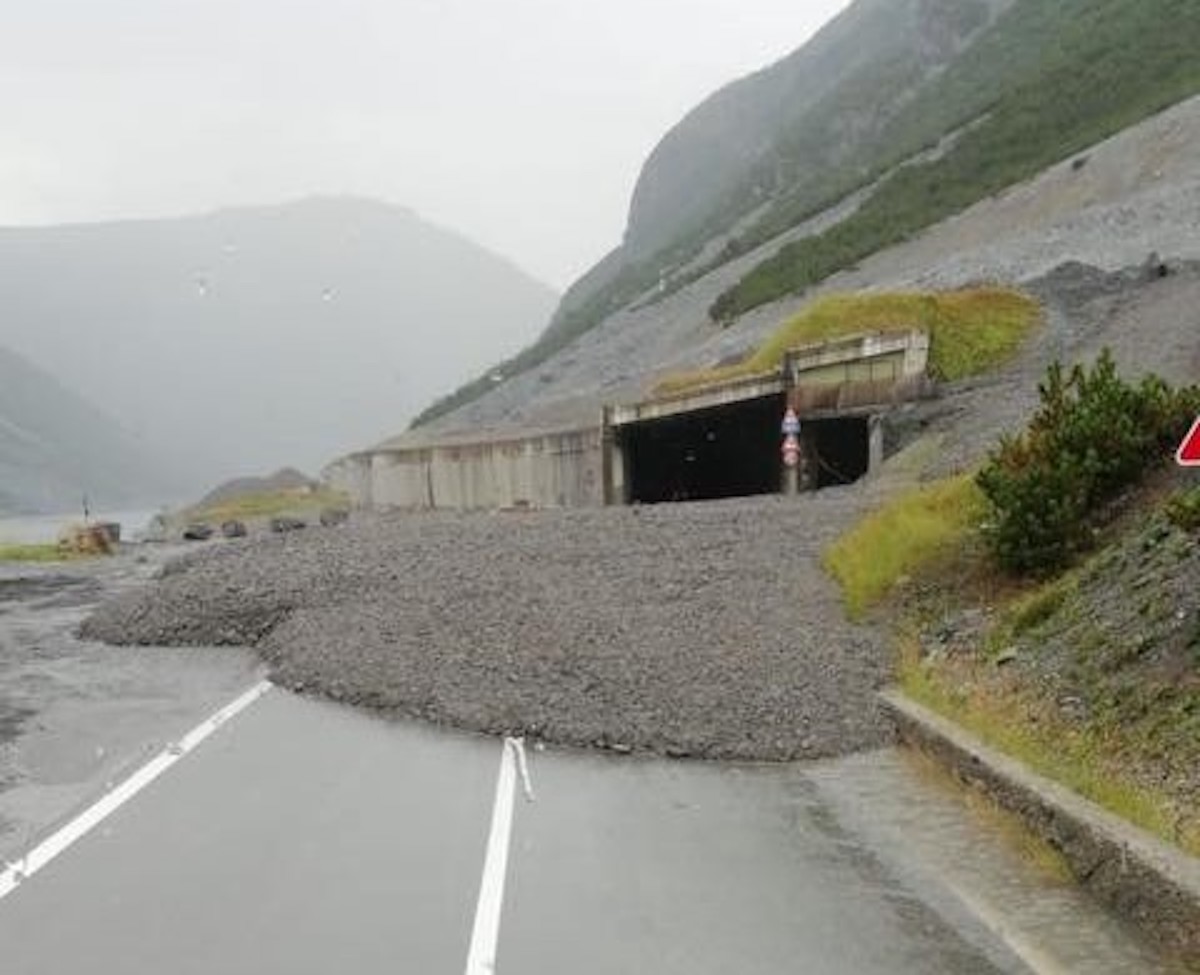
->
617 394 873 505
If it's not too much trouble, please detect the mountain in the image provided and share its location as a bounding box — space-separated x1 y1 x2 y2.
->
623 0 1013 261
416 0 1200 428
0 197 557 491
0 343 174 514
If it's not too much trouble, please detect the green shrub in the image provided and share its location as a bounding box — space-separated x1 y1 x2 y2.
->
1166 487 1200 532
977 350 1200 574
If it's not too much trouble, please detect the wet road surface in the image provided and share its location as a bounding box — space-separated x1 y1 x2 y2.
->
0 687 1174 974
0 555 1177 973
0 555 261 865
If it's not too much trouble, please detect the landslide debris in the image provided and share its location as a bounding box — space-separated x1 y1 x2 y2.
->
82 494 893 761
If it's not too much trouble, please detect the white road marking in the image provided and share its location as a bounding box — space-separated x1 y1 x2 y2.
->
0 680 273 902
464 737 528 975
510 737 536 803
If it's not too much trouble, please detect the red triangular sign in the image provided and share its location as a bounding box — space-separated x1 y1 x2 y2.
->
1178 417 1200 467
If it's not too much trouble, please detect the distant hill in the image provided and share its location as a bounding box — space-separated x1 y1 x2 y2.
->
416 0 1200 427
0 197 558 492
197 468 316 508
0 343 174 514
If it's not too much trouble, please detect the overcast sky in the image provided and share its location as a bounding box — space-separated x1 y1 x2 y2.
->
0 1 852 289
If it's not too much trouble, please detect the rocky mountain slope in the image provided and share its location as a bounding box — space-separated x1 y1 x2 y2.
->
0 343 171 513
409 92 1200 446
623 0 1013 261
414 0 1200 433
0 197 558 493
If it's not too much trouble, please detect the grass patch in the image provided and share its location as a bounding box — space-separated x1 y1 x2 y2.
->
824 475 987 620
0 543 84 563
994 574 1079 645
1166 485 1200 531
898 637 1200 857
182 488 349 526
656 287 1039 396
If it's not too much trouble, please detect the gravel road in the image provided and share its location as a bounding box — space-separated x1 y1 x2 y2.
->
83 490 893 762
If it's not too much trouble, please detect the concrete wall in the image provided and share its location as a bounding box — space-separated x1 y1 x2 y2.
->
325 453 373 506
326 427 604 510
325 331 932 511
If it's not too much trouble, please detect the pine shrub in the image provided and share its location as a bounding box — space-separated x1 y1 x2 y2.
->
977 350 1200 574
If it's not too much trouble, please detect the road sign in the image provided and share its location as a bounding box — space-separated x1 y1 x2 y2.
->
781 409 800 437
782 433 800 468
1178 417 1200 467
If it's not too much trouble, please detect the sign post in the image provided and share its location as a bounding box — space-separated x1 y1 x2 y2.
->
1178 417 1200 467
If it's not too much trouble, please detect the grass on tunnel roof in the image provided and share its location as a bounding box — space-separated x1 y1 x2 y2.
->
656 287 1041 396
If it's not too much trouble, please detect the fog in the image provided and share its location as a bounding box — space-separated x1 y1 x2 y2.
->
0 2 855 505
0 197 560 497
0 0 851 288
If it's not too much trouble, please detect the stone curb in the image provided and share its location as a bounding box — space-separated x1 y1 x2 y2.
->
880 689 1200 966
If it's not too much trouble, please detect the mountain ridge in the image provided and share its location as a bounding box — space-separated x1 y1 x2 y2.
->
0 343 174 514
0 196 558 494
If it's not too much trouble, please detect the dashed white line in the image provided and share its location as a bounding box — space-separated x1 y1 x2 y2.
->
464 737 534 975
0 679 273 902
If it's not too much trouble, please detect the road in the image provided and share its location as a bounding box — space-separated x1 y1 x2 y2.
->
0 686 1171 974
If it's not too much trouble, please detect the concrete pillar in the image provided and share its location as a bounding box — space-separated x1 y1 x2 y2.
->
868 414 884 477
601 409 627 506
783 464 799 497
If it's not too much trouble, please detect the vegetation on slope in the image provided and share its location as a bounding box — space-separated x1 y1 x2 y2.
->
825 353 1200 853
825 476 985 621
0 543 86 564
656 287 1039 396
625 0 1002 292
977 350 1200 573
711 0 1200 321
178 487 348 528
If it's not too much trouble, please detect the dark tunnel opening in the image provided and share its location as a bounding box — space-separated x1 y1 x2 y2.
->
622 395 784 504
810 416 871 489
620 399 873 504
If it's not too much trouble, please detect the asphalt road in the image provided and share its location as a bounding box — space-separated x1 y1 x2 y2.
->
0 686 1171 974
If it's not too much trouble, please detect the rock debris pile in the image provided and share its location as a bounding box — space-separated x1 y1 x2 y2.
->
83 494 892 761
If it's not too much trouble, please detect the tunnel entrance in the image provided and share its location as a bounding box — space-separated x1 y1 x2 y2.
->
621 395 783 504
808 416 871 489
618 399 873 504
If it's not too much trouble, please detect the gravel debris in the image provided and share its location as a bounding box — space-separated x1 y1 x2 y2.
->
82 491 894 761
